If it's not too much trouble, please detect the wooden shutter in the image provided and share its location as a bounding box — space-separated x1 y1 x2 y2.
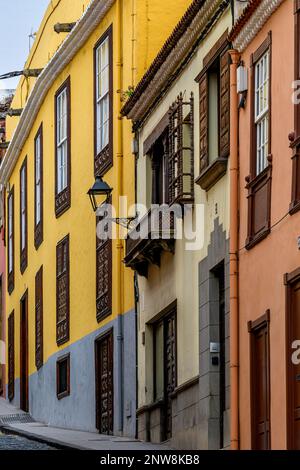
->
96 215 112 322
199 74 208 172
8 311 14 401
35 266 43 369
56 235 70 345
219 48 230 158
168 93 194 205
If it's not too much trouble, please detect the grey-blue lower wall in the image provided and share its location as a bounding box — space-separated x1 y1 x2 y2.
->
7 309 136 437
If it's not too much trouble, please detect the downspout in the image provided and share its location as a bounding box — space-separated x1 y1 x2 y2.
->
133 129 139 439
116 0 124 434
229 49 240 450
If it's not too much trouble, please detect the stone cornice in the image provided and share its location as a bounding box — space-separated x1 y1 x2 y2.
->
232 0 284 52
0 0 115 184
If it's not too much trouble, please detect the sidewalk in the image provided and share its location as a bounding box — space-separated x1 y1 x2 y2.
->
0 398 169 450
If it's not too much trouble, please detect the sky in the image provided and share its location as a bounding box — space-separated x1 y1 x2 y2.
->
0 0 49 90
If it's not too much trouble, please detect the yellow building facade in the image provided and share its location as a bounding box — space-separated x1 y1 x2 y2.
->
0 0 190 435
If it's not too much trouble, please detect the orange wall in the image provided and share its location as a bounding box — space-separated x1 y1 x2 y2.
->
238 0 300 449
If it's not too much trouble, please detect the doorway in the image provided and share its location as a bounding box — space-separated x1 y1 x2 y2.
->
20 291 29 412
95 330 113 435
249 311 270 449
153 303 177 441
286 269 300 449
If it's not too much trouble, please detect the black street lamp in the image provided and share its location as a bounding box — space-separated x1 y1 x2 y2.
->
87 177 137 229
87 176 113 212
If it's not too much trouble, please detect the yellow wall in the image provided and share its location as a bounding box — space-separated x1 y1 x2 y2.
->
5 0 191 382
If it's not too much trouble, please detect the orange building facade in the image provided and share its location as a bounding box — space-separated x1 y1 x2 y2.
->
230 0 300 449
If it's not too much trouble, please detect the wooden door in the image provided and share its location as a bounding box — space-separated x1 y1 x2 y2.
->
8 311 15 401
286 271 300 449
95 331 113 435
164 312 177 440
249 314 270 449
20 291 29 412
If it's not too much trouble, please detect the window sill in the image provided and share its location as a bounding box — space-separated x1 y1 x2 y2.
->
195 157 228 191
34 224 43 250
246 227 270 250
8 274 14 296
289 200 300 215
96 307 112 324
57 390 70 400
55 187 71 218
94 144 113 177
56 335 70 347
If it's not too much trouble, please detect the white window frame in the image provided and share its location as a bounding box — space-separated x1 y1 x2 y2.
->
254 50 269 175
96 36 110 154
56 87 68 194
35 133 42 225
8 192 13 274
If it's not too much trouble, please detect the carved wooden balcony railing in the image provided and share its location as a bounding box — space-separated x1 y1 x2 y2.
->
124 207 177 277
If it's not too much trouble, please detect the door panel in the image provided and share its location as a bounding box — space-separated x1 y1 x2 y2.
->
288 277 300 449
20 292 28 412
164 312 176 440
250 319 270 449
95 331 113 435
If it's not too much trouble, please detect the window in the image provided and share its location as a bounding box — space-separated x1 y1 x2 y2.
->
7 187 14 294
94 26 113 176
151 134 169 205
290 2 300 214
55 77 71 217
195 34 230 191
56 235 70 345
35 266 43 370
56 354 70 399
144 92 194 207
254 51 269 175
246 33 272 250
20 157 28 273
96 37 109 153
34 125 43 248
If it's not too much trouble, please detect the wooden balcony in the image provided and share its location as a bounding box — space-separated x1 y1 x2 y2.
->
124 207 176 277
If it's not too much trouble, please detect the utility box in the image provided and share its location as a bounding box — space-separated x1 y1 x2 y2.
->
237 64 248 93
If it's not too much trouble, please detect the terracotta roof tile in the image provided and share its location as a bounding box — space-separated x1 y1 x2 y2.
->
228 0 262 42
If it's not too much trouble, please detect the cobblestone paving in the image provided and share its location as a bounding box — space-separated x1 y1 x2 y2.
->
0 432 57 450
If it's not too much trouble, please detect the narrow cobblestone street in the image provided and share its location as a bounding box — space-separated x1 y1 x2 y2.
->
0 432 56 450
